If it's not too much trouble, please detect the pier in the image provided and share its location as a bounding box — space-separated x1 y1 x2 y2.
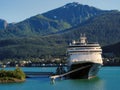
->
24 72 54 77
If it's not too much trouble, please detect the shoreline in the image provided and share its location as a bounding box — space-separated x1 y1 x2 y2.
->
0 78 25 83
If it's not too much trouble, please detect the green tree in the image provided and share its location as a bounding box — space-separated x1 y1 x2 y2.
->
13 67 26 80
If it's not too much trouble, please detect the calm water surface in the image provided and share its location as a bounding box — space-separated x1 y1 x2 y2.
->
0 67 120 90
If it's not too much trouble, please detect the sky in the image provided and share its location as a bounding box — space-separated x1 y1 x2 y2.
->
0 0 120 23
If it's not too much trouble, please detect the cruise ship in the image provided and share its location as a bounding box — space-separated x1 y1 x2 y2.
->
67 34 103 79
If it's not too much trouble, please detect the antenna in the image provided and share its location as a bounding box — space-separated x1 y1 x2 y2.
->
83 33 85 37
80 33 82 37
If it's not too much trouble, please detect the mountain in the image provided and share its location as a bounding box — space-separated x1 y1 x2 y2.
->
0 2 108 38
43 2 107 26
0 2 120 60
0 11 120 60
51 11 120 45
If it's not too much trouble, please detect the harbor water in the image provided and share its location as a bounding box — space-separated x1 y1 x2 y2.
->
0 67 120 90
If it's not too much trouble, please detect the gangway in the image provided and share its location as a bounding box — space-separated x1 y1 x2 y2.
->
50 65 91 80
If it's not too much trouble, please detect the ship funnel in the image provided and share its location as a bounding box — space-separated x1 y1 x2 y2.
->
80 34 87 44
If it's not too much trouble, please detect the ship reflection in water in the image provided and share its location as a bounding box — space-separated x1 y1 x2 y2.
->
69 77 104 90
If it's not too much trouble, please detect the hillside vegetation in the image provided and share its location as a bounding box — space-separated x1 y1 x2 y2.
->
0 3 119 60
103 42 120 57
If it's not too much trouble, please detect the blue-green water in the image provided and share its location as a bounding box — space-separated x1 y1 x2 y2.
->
0 67 120 90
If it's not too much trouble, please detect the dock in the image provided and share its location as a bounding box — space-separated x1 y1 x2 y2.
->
24 72 54 77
